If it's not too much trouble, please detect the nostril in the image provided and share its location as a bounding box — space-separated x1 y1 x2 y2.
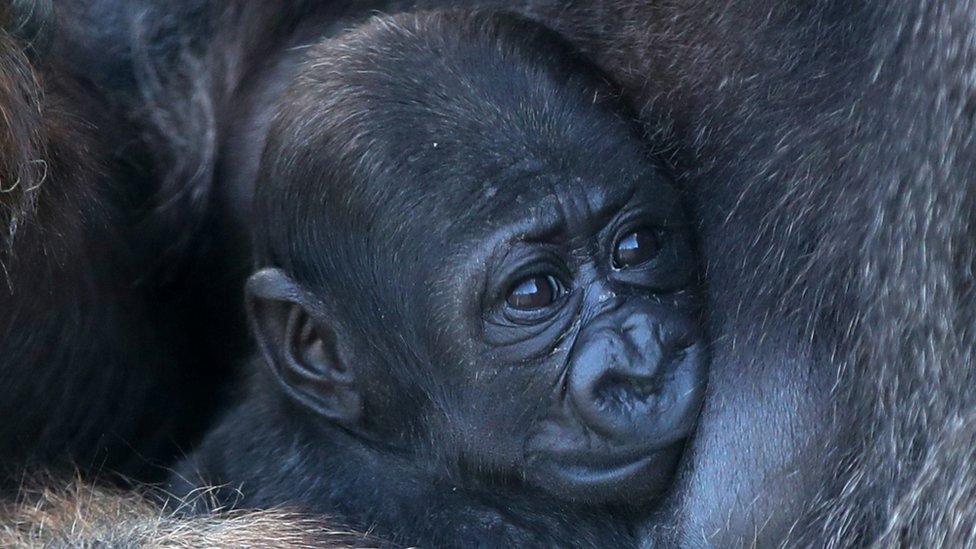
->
566 321 705 442
592 372 662 414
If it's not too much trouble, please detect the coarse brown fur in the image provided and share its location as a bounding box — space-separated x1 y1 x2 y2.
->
0 476 378 548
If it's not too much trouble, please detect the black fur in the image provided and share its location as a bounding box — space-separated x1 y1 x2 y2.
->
0 3 228 485
2 0 974 546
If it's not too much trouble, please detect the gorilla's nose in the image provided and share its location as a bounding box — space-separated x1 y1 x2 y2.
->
567 306 705 446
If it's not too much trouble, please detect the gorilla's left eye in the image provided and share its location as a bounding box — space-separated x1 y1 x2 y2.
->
613 227 662 269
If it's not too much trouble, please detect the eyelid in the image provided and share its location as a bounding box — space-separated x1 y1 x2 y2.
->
486 246 570 300
612 226 666 268
609 185 690 233
481 289 583 362
606 195 690 249
607 216 651 258
502 277 571 324
608 229 697 292
501 272 571 325
480 245 573 330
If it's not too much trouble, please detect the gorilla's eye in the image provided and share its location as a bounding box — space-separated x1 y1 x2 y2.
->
613 227 662 269
506 275 561 310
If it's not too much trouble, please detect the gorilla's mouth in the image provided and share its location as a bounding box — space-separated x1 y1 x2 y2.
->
530 444 683 503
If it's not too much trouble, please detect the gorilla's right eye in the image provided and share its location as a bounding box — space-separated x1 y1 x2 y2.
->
506 275 561 310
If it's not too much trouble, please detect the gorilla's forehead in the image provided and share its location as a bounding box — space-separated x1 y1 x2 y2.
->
469 174 637 237
427 168 682 264
347 113 669 248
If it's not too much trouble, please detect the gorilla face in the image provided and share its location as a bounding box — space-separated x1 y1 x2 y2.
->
435 178 706 503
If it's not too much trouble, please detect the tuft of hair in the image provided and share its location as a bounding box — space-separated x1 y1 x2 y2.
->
0 27 46 261
0 475 380 548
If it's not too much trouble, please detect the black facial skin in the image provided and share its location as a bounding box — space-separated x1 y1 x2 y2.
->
449 177 704 505
173 10 705 546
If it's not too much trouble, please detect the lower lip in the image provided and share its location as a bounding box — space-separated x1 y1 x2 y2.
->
533 447 681 502
561 453 657 482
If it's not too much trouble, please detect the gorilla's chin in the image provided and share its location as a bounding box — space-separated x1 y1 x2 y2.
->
528 444 684 504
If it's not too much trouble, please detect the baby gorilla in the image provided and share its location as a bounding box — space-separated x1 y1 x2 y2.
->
174 10 706 547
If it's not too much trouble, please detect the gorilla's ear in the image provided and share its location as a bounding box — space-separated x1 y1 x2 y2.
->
245 268 362 426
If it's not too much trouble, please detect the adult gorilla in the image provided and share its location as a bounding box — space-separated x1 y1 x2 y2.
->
2 0 975 546
0 2 210 481
523 1 976 545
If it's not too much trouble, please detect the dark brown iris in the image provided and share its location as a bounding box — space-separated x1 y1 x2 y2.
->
613 227 662 268
507 275 559 310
